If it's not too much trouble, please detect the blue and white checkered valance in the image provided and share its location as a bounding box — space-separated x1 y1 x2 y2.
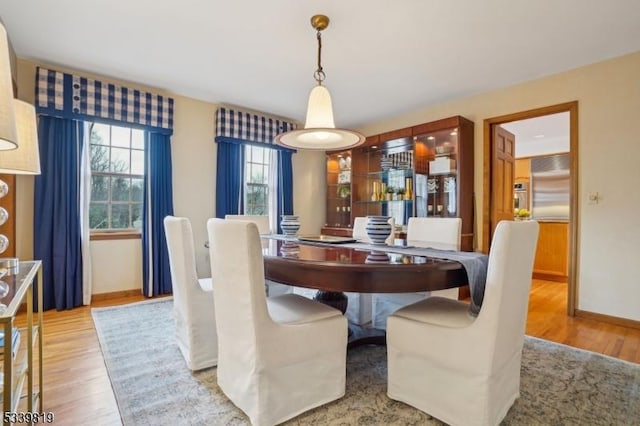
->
215 107 297 151
36 67 174 135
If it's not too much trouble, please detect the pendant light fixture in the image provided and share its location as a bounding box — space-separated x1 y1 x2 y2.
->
275 15 365 151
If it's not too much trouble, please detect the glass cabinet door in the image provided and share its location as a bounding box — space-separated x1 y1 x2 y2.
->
325 151 352 228
352 144 414 229
414 126 460 218
333 116 473 249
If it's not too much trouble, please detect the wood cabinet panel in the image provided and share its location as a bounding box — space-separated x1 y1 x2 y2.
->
533 221 569 281
379 127 411 143
320 227 354 237
515 158 530 181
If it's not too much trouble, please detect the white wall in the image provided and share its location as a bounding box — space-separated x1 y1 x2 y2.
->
90 239 141 293
293 149 326 235
357 51 640 322
170 95 217 278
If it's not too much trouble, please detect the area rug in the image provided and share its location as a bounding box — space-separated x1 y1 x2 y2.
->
92 299 639 425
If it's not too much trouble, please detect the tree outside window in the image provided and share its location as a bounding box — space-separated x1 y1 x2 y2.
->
244 145 269 215
89 123 144 231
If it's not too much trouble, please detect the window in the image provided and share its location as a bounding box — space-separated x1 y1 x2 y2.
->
244 145 270 215
89 123 145 231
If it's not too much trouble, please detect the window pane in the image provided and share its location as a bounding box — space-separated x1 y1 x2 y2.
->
91 123 110 146
90 203 108 229
252 146 259 162
111 125 131 148
110 204 130 229
111 147 131 174
246 184 268 215
243 146 271 217
111 177 130 202
255 146 267 163
131 149 144 175
91 175 109 201
251 166 265 184
131 129 144 150
131 178 144 202
90 144 110 172
132 203 142 229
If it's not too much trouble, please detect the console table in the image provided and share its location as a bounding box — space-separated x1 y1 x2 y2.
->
1 260 43 422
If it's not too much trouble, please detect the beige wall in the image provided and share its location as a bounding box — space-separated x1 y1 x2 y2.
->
14 58 325 293
358 51 640 322
13 51 640 322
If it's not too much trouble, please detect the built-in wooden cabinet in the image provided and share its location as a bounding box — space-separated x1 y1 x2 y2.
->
322 116 474 250
515 158 531 182
412 116 474 251
514 158 531 212
533 221 569 282
325 150 353 231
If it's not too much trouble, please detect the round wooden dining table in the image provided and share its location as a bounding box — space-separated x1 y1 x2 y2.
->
262 238 469 346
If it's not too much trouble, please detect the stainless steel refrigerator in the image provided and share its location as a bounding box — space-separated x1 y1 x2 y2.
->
530 153 570 220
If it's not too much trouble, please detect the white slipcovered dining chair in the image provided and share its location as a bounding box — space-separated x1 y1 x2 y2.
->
163 216 218 371
224 214 290 297
207 218 348 426
371 217 462 329
387 220 539 426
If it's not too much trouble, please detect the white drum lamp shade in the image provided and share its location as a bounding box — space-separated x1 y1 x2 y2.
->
0 22 18 150
0 99 40 174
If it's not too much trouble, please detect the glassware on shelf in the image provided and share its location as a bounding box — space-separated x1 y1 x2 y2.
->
427 178 438 193
371 181 379 201
443 176 456 193
405 177 413 199
380 155 392 171
338 157 347 170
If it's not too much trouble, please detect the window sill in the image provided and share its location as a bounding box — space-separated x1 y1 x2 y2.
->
90 231 141 241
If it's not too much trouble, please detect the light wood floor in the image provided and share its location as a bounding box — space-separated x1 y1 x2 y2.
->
15 280 640 426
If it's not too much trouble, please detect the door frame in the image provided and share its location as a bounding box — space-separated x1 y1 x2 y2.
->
482 101 579 316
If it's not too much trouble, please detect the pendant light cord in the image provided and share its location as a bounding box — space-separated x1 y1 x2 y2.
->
314 30 326 85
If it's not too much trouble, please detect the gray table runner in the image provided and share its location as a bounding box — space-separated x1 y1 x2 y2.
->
264 235 489 315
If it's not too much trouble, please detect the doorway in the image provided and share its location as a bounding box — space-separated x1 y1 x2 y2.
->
483 102 578 315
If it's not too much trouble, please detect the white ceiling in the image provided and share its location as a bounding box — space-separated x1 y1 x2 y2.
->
1 1 639 129
502 112 570 158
